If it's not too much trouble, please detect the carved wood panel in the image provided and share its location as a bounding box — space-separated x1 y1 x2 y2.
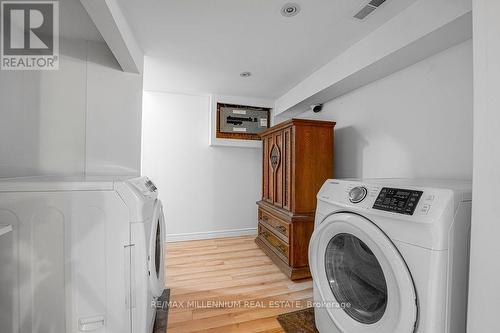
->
273 132 283 207
270 145 281 170
283 127 292 211
264 136 274 203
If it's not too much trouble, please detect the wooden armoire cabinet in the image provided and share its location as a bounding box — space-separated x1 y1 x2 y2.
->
256 119 335 280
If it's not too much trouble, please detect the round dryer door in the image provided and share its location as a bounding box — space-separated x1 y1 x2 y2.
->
149 200 165 297
309 213 417 333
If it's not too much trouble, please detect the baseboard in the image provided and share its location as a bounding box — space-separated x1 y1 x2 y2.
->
165 227 257 242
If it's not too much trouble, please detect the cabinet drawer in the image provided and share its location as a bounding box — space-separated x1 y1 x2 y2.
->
258 208 290 242
258 223 289 262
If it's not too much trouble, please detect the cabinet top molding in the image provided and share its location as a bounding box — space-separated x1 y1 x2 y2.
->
259 118 336 137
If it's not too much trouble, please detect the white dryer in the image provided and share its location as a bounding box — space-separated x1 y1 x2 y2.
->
309 179 471 333
116 177 166 333
0 176 165 333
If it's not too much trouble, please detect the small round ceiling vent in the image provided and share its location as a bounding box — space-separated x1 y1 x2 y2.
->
281 3 301 17
240 71 252 78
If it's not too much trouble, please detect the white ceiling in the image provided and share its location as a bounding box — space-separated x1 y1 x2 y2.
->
120 0 416 98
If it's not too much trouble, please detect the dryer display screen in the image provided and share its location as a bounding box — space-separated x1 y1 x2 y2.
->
373 188 423 215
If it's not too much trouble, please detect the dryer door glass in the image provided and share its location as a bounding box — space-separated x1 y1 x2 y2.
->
154 218 161 276
325 233 387 324
149 200 165 297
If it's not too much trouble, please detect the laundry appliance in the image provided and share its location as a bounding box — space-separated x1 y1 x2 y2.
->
0 176 165 333
309 179 472 333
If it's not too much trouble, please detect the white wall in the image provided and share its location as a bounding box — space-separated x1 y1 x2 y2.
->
287 40 473 180
85 42 143 175
141 91 262 241
0 38 143 178
468 1 500 331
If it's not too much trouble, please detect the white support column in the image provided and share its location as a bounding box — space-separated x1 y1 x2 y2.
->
468 1 500 331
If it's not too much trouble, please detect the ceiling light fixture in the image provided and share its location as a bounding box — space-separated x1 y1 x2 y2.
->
281 3 301 17
240 72 252 78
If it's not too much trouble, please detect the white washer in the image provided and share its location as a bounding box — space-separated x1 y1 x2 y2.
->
309 179 471 333
0 176 165 333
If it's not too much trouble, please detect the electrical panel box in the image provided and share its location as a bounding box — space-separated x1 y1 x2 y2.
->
216 103 270 141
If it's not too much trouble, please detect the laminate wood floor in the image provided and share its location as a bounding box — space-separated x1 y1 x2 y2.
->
164 236 313 333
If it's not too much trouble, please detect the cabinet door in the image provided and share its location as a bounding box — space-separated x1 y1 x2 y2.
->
273 131 284 208
262 135 274 203
282 127 292 211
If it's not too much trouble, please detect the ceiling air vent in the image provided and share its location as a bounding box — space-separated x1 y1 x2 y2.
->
354 0 387 20
369 0 387 6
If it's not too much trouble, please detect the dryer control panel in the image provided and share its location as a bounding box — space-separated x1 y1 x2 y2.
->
373 188 423 215
116 177 159 222
127 177 158 199
316 179 466 223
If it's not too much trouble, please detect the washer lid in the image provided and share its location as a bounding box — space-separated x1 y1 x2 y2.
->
309 213 417 333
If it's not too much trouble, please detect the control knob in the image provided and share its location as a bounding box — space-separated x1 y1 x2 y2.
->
349 186 367 203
